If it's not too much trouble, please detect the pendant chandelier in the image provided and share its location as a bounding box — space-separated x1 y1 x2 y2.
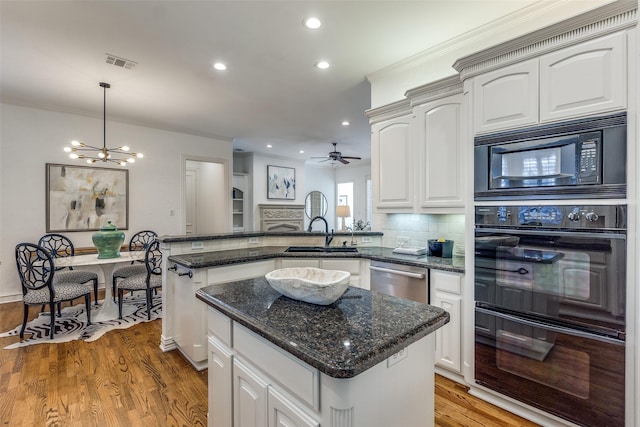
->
64 82 143 166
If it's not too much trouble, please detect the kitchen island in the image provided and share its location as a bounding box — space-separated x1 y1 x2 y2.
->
196 277 449 427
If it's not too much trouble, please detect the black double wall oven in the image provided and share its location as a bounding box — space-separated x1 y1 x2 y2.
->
473 113 627 427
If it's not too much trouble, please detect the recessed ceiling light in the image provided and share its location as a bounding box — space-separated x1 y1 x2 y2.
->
299 150 305 154
315 61 330 69
213 62 227 71
341 121 350 126
266 144 272 148
304 17 322 29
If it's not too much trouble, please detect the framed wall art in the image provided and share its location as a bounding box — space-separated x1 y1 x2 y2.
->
267 165 295 200
46 163 129 232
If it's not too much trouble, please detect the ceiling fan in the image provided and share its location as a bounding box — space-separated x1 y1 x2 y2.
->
312 142 362 164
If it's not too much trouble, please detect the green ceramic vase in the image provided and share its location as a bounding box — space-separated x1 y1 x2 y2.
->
92 221 125 259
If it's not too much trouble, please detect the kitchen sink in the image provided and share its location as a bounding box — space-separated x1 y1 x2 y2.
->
285 246 358 253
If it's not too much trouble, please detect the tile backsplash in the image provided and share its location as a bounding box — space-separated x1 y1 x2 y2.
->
373 213 465 250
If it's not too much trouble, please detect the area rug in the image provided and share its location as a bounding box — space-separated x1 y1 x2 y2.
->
0 294 161 349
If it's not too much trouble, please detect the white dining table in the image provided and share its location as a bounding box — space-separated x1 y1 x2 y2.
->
54 251 146 322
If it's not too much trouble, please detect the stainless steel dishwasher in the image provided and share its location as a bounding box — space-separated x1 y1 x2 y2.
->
369 261 428 303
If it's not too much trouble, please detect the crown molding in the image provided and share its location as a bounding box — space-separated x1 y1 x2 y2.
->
405 75 463 107
365 98 411 124
453 0 637 80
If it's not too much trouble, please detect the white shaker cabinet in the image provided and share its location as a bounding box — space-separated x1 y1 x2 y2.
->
414 93 464 209
430 270 463 375
472 59 539 134
368 76 465 213
370 107 414 210
472 31 627 134
539 31 626 123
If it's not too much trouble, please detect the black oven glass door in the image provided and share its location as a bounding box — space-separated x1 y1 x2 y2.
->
475 229 626 337
475 307 625 427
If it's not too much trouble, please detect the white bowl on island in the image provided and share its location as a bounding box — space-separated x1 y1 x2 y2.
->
265 267 350 305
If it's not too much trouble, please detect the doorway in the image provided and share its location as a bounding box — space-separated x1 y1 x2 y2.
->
184 157 229 234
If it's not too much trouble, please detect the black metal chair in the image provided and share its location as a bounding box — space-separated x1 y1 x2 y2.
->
112 230 158 301
38 233 99 305
15 243 92 339
117 240 162 320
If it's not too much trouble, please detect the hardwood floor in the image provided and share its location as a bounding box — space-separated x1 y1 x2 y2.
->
0 297 538 426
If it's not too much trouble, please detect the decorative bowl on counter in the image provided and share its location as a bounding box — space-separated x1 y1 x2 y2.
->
265 267 350 305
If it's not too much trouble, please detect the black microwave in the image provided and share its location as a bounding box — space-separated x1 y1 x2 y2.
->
474 112 626 200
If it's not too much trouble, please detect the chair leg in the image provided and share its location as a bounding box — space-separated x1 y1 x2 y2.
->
57 302 62 317
92 278 99 306
112 277 118 302
84 294 92 325
20 304 29 339
118 288 124 319
146 288 153 320
49 302 56 339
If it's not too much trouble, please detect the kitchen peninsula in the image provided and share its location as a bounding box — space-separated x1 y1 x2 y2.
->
196 277 449 427
157 231 463 371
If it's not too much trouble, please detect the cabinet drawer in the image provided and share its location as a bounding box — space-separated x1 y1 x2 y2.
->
321 259 360 274
233 323 320 411
208 260 275 285
208 307 232 347
280 259 321 268
431 270 461 294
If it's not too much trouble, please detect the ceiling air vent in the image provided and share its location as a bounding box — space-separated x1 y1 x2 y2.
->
105 54 137 70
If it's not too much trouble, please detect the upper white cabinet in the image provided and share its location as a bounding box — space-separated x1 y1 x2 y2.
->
368 76 465 213
414 94 464 209
539 32 626 122
470 31 627 135
473 59 539 134
370 105 414 210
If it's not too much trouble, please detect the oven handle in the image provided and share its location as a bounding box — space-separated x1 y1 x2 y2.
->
369 266 425 279
475 306 625 345
475 227 626 240
477 266 529 275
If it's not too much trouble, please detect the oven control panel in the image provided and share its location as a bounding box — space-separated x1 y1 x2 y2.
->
476 205 626 230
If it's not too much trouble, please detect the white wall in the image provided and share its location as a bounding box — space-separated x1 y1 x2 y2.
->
304 165 336 231
250 154 306 230
0 103 232 302
335 164 370 228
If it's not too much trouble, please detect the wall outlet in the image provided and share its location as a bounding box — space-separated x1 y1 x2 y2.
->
248 237 259 244
362 236 372 243
191 241 204 250
396 236 409 248
387 347 408 367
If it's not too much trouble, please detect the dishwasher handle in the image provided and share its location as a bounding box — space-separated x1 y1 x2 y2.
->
369 265 425 279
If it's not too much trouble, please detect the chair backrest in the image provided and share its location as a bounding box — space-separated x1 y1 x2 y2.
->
145 240 163 277
15 243 54 295
38 233 75 258
129 230 158 252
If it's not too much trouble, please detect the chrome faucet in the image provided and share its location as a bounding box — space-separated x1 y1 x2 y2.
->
308 216 334 247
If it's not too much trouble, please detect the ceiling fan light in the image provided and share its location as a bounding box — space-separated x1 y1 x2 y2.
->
69 153 79 159
64 146 72 152
136 152 144 158
121 145 130 152
98 152 105 159
127 158 135 163
71 140 81 146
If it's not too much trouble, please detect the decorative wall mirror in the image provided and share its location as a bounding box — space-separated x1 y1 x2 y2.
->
304 191 328 218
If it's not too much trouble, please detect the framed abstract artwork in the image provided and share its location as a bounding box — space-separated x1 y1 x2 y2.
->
267 165 295 200
46 163 129 232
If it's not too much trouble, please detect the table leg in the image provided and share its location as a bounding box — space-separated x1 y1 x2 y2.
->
92 263 136 322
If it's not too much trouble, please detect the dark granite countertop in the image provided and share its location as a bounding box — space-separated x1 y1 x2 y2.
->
168 246 465 273
158 230 383 243
196 277 449 378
